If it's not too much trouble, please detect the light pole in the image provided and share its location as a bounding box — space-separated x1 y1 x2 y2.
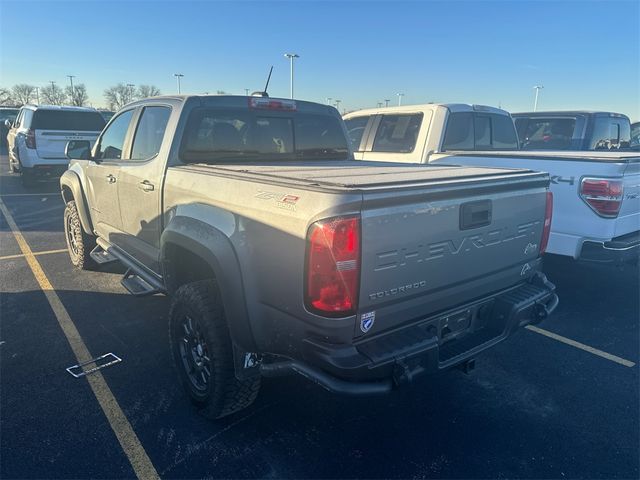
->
174 73 184 94
533 85 544 112
67 75 75 103
284 53 299 99
384 99 390 107
397 93 404 106
244 88 249 96
127 83 135 102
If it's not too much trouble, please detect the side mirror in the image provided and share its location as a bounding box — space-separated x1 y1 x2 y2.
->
4 119 11 129
65 140 92 160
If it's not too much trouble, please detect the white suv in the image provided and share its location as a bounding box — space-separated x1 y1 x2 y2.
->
6 105 105 186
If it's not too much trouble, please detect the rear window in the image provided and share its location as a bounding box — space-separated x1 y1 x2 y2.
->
180 108 349 162
31 110 106 131
518 117 577 150
0 109 19 122
442 112 518 151
344 116 370 151
372 114 423 153
589 117 631 150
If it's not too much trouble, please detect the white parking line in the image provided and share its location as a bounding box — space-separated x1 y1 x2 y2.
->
526 325 636 368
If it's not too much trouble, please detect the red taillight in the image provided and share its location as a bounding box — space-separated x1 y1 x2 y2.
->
580 178 624 218
25 129 36 149
305 216 360 316
540 191 553 255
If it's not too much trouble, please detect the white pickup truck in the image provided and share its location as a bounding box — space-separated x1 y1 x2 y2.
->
343 104 640 264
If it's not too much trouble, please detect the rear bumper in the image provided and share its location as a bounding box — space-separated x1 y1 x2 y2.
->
261 272 558 395
579 231 640 264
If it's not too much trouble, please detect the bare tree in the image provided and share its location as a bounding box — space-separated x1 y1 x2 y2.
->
65 83 89 106
11 84 36 105
0 88 15 106
104 83 135 110
41 83 67 105
137 85 161 99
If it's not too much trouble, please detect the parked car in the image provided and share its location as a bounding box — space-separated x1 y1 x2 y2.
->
512 111 635 151
6 105 106 186
0 106 19 148
60 95 557 419
344 104 640 264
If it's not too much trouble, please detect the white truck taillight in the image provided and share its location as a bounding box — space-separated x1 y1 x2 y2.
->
540 191 553 254
25 129 36 149
580 178 624 218
305 216 360 317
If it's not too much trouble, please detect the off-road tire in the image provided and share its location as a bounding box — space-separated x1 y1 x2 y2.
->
169 280 260 419
63 200 96 270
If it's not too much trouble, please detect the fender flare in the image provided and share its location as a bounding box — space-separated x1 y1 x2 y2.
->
161 216 256 351
60 170 94 235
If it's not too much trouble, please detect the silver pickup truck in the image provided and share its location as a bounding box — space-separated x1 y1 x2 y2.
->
60 95 557 419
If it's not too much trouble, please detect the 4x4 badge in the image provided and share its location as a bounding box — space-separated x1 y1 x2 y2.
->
360 311 375 333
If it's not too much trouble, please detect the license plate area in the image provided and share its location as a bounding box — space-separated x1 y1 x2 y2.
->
439 308 473 342
437 299 500 345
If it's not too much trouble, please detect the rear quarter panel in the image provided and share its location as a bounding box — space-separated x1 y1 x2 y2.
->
162 166 364 351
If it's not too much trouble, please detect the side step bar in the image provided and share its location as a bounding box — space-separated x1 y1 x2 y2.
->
121 269 161 297
89 244 118 265
95 238 164 297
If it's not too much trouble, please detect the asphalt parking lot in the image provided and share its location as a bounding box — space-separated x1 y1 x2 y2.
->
0 152 638 479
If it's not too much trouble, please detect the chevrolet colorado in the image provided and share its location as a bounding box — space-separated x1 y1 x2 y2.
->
344 104 640 264
61 95 557 419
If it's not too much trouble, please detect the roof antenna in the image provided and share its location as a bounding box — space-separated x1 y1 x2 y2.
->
251 66 273 97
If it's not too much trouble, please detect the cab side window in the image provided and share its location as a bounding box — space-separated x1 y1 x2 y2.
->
96 109 134 160
130 107 171 160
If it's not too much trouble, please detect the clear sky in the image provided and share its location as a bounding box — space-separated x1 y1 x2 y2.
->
1 0 638 119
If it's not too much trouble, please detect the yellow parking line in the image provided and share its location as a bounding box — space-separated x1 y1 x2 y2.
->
0 248 67 261
0 199 159 479
526 325 636 368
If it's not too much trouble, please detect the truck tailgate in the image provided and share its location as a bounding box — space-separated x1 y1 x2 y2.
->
356 167 549 337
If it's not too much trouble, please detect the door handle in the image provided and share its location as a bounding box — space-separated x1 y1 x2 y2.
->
138 180 154 192
106 174 116 184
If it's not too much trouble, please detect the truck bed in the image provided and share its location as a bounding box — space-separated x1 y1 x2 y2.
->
180 161 547 191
